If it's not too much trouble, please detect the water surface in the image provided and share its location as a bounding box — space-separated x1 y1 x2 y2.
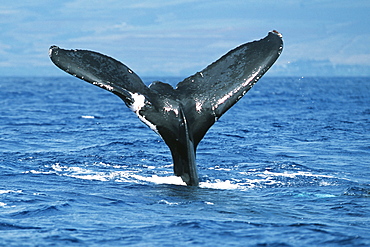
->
1 76 369 246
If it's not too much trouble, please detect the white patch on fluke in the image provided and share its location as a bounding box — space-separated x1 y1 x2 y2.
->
195 101 203 112
163 106 179 115
92 81 114 91
129 93 146 112
163 101 179 115
129 92 158 133
213 70 260 110
138 115 158 133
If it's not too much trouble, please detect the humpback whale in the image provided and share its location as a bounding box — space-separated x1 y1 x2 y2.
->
49 31 283 186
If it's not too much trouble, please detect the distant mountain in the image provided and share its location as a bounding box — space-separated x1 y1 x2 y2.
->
269 59 370 77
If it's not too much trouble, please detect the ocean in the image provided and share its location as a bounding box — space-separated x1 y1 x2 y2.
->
0 76 369 246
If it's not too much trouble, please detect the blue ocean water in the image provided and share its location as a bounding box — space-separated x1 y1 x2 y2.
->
0 76 369 246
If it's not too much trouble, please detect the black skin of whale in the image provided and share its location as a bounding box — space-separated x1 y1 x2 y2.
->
49 31 283 186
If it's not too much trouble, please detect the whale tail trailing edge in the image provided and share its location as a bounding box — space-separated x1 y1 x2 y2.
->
49 31 283 186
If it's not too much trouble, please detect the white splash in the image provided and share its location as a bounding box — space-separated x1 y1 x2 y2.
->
37 163 187 185
0 202 16 208
260 170 336 179
0 190 22 208
0 190 22 194
23 170 54 175
199 180 241 190
158 200 179 205
208 166 231 171
130 174 186 186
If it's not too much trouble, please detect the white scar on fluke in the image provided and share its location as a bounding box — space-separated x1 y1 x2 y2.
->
129 92 158 133
195 101 203 112
92 81 114 91
129 92 146 112
213 70 260 111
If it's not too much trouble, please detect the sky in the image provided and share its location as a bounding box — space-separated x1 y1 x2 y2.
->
1 0 369 77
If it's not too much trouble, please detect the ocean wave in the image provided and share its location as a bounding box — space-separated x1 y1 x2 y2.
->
9 202 71 218
344 185 370 197
21 162 347 192
0 222 41 230
0 189 23 194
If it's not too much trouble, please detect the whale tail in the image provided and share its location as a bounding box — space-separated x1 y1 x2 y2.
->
49 31 283 186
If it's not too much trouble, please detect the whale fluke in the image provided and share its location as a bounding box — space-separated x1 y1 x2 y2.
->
49 31 283 186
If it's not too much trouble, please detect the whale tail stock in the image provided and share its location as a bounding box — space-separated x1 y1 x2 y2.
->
49 31 283 186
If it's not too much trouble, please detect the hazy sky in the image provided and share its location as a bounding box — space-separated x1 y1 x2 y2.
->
1 0 369 77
